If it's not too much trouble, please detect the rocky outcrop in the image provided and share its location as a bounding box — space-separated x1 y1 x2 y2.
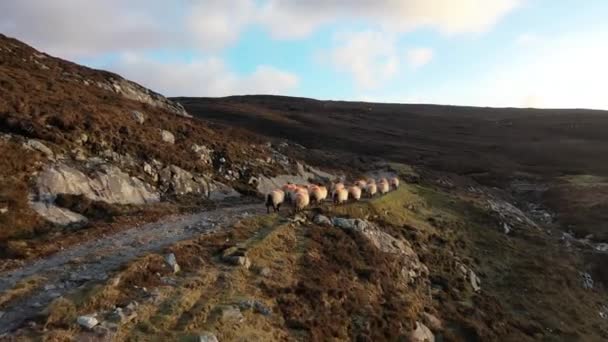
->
29 202 87 225
102 78 191 118
254 162 336 195
159 165 208 196
158 165 240 200
333 218 428 284
35 163 159 205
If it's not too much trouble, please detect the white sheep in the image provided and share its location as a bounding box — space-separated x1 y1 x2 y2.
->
354 179 367 189
389 177 400 189
378 178 390 194
365 182 377 197
293 191 310 213
310 185 328 204
348 185 362 201
333 188 349 204
265 189 285 213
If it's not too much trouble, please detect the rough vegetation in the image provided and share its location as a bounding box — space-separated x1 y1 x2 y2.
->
1 34 608 341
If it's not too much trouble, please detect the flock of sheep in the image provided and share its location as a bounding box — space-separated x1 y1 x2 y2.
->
265 176 400 214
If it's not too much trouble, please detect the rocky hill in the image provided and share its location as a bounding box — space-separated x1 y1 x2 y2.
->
1 35 608 341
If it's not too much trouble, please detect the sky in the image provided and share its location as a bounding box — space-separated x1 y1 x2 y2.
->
1 1 607 109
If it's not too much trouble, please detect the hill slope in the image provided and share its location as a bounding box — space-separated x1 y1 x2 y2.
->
176 95 608 180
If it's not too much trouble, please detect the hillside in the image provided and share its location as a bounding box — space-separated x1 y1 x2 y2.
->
1 35 608 341
176 95 608 180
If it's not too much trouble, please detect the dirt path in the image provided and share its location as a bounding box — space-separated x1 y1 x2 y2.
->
0 202 264 334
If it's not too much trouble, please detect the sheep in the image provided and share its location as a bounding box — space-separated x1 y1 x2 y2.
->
333 188 349 204
354 179 367 189
389 177 400 189
348 185 362 201
331 182 345 199
378 178 390 194
265 189 285 213
310 185 328 204
366 177 376 185
365 182 377 197
282 183 298 203
293 191 310 213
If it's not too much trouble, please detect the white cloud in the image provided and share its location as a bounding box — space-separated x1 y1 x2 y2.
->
406 48 434 68
260 0 524 39
515 32 539 45
0 0 524 58
325 31 400 89
108 54 299 97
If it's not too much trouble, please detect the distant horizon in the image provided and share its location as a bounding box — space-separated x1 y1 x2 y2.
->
2 1 607 110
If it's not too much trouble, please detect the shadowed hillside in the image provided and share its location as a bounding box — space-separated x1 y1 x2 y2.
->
176 95 608 182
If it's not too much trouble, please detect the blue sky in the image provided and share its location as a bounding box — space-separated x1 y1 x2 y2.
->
2 1 608 109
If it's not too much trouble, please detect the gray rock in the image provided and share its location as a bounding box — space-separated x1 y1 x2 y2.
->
104 78 190 118
410 321 434 342
77 315 99 329
313 215 332 227
198 331 219 342
159 165 209 196
23 139 54 159
225 256 251 269
334 218 428 284
595 243 608 252
208 181 241 201
259 267 271 277
217 305 244 322
469 269 482 292
581 272 594 289
160 130 175 144
192 144 213 164
164 253 180 274
131 111 145 124
35 163 159 205
239 299 271 316
30 201 87 225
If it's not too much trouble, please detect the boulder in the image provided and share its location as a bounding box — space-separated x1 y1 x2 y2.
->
77 315 99 330
409 321 434 342
164 253 180 274
334 218 428 284
35 163 159 205
160 130 175 144
131 111 145 124
216 305 244 322
30 202 87 225
23 139 54 159
159 165 208 196
208 181 241 201
313 214 332 227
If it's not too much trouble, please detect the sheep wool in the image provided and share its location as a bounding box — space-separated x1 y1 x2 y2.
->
390 177 400 189
366 182 377 197
348 186 362 201
293 191 310 212
265 189 285 213
333 188 349 204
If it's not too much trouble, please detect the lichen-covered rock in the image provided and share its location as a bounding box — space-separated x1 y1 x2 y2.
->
158 165 208 196
160 130 175 144
30 202 87 225
35 163 159 205
23 139 54 159
333 218 428 284
131 110 145 124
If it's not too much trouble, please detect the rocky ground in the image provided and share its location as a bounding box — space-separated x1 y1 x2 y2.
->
1 34 608 341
